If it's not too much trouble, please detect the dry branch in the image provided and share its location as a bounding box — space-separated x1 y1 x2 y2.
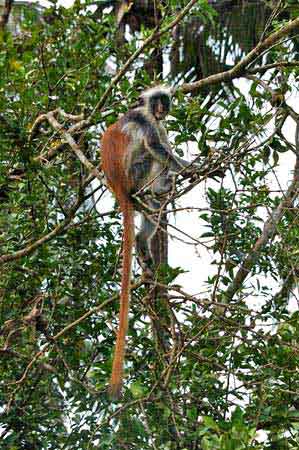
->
46 111 102 180
30 108 103 180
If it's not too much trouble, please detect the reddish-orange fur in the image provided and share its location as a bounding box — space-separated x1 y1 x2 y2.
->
101 123 134 399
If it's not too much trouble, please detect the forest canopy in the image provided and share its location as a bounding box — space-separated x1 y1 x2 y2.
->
1 0 299 448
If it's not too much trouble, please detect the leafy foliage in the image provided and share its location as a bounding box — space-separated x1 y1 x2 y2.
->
1 0 299 449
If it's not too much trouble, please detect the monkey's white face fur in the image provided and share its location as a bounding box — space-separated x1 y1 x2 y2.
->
140 85 172 121
140 85 172 100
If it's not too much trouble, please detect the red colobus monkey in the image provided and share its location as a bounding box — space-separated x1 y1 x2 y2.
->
101 85 192 398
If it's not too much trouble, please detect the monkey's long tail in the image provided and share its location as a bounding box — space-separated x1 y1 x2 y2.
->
109 196 134 400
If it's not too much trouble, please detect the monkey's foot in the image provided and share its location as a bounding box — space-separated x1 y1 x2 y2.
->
137 256 154 278
143 265 154 279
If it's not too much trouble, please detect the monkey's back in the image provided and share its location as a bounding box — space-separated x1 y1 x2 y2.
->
101 123 133 203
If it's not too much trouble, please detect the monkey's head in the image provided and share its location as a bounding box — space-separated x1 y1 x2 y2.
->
139 86 172 121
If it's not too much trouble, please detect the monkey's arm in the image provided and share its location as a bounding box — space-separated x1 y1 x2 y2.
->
154 121 197 174
124 111 195 174
144 124 191 173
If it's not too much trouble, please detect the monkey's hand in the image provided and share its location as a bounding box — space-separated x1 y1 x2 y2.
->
181 165 200 182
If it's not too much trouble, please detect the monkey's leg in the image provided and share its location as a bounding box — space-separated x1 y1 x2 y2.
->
136 198 162 271
151 167 173 196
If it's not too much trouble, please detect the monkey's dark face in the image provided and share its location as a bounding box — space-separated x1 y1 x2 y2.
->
150 93 171 120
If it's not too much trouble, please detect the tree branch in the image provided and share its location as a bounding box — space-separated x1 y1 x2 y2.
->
224 156 299 302
90 0 199 117
10 279 143 386
30 108 104 181
180 17 299 93
0 194 83 264
0 0 13 31
248 61 299 75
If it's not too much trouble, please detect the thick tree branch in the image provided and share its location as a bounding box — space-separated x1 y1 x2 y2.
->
180 17 299 93
0 0 13 30
224 156 299 302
